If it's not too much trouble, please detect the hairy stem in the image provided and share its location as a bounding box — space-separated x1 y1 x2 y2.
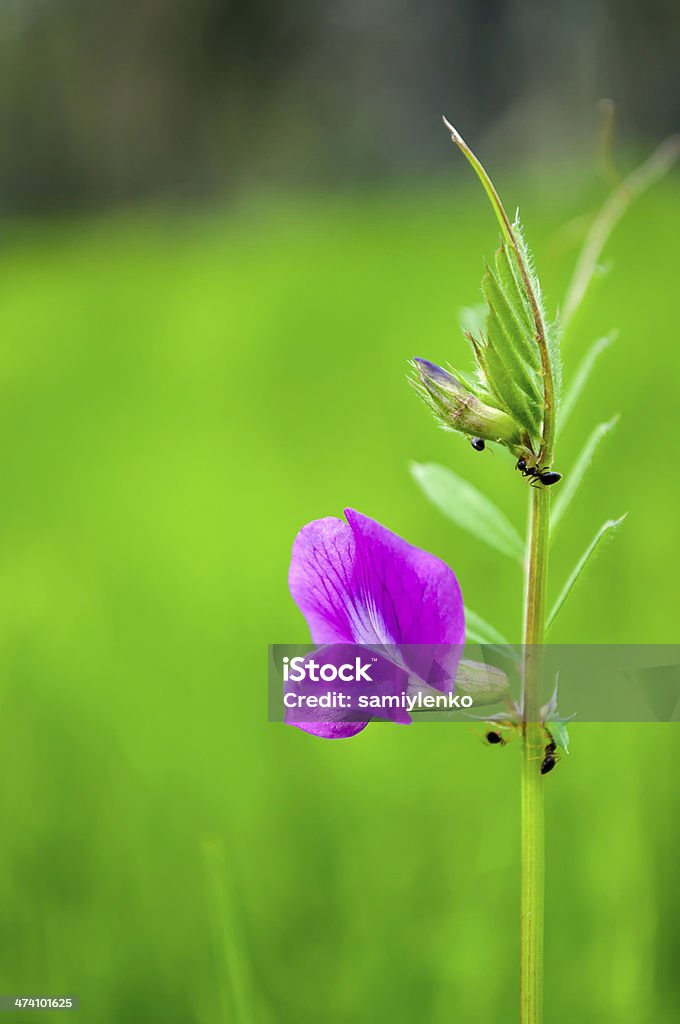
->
520 484 551 1024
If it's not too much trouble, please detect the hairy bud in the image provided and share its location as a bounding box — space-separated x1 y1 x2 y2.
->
411 358 525 452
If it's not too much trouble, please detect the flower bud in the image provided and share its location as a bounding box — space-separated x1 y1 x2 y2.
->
412 358 525 451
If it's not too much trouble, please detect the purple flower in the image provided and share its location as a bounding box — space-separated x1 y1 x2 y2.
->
287 509 465 738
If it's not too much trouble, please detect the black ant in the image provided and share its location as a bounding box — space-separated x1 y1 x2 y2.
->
516 457 562 487
485 728 505 745
470 437 485 452
540 735 559 775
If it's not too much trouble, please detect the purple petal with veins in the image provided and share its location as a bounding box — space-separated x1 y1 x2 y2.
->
287 509 465 738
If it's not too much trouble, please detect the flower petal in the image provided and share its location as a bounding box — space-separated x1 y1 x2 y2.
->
287 510 466 738
344 509 465 647
289 510 465 649
288 516 361 644
293 720 369 740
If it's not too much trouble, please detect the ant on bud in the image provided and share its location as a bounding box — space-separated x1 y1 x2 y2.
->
470 437 486 452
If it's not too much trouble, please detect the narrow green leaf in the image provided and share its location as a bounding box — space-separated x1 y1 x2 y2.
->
465 609 511 646
514 217 562 402
483 266 543 389
561 135 680 335
442 116 514 246
495 245 536 342
484 336 543 441
548 720 570 753
551 416 619 536
559 332 617 430
410 461 525 563
465 612 519 664
547 515 628 632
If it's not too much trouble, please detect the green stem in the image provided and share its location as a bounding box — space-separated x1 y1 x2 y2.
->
441 121 561 1023
520 484 551 1024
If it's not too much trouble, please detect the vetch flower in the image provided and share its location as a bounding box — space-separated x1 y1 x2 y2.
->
287 509 466 738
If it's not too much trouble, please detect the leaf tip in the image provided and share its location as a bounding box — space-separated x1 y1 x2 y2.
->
441 114 461 142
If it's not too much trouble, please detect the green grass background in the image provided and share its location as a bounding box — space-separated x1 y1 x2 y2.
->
0 168 678 1021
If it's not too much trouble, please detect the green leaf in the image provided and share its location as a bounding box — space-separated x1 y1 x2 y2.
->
494 245 534 336
487 251 541 373
548 720 570 753
561 136 680 335
483 334 543 441
471 231 552 446
442 118 560 445
481 257 544 440
513 217 562 404
465 610 519 663
559 332 617 431
465 609 511 646
547 515 628 632
442 116 514 247
551 416 619 536
410 461 525 563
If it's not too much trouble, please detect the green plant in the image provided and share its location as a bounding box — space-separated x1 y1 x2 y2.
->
410 117 679 1024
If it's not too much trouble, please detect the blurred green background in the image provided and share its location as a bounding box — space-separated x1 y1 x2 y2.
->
1 2 679 1023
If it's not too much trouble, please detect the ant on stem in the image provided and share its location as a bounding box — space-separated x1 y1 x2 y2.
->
516 457 561 487
540 733 560 775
